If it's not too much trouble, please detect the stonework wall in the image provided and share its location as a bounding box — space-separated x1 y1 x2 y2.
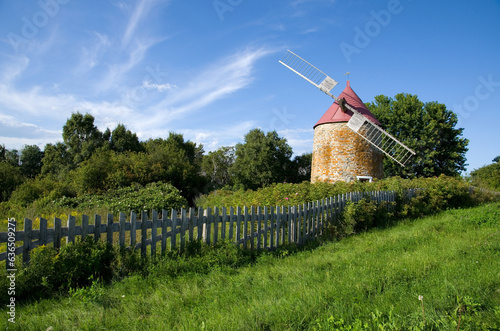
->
311 122 384 183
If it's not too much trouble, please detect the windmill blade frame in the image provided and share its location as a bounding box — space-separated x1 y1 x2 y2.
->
279 49 416 167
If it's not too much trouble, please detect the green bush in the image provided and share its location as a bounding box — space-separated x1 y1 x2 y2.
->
9 177 76 208
342 199 377 235
54 236 116 290
0 237 117 304
470 162 500 191
55 181 187 214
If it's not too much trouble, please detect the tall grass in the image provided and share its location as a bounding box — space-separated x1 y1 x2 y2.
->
2 202 499 330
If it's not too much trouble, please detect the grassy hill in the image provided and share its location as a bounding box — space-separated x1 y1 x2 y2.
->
3 202 500 330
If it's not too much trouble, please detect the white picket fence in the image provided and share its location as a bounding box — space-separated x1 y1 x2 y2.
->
1 189 415 267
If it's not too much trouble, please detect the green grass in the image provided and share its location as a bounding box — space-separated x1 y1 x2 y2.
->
3 203 500 330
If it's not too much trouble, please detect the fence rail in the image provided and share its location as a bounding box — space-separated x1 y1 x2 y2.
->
1 189 414 267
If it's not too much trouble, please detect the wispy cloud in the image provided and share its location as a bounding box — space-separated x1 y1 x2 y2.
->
122 0 151 48
140 47 277 128
97 37 160 91
75 32 110 72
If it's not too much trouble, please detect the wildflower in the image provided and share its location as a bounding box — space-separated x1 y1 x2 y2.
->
285 197 289 200
418 295 425 324
295 193 299 195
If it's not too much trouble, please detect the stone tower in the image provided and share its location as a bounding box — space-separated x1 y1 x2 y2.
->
311 81 384 183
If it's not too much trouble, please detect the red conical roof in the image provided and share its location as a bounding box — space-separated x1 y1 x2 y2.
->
314 81 381 128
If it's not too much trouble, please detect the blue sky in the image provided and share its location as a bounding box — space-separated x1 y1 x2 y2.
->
0 0 499 173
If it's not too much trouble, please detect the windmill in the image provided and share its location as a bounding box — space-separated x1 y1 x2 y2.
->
279 50 415 171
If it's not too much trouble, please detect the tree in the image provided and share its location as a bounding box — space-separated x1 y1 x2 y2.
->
0 144 19 167
41 142 71 178
493 156 500 163
62 112 105 166
202 146 235 190
144 133 205 203
367 93 469 178
231 129 293 190
20 145 44 178
110 124 143 153
0 161 24 202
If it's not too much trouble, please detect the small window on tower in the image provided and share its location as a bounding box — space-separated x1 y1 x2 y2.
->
356 176 372 183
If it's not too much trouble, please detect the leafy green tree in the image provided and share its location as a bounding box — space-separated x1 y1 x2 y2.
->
231 129 293 190
74 149 116 193
493 156 500 163
62 112 105 166
110 124 143 153
20 145 44 178
367 93 468 178
202 146 235 190
41 142 71 178
144 133 205 203
0 161 24 201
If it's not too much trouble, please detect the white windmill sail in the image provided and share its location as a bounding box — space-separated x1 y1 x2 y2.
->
279 50 415 167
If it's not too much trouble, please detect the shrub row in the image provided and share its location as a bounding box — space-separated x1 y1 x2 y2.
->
197 175 496 213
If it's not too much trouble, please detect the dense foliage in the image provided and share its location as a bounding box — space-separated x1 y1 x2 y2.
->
367 93 469 178
470 158 500 191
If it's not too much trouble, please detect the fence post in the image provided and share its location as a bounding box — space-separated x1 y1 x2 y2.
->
275 206 281 249
243 207 249 249
295 205 303 245
180 208 187 251
22 218 32 265
141 210 148 257
130 212 137 248
161 209 168 254
81 215 88 241
119 212 126 247
221 206 227 241
171 209 177 251
205 207 212 245
94 215 102 242
236 207 241 246
228 206 234 242
197 207 204 241
250 206 255 250
213 207 219 245
39 217 47 246
151 210 158 257
263 206 269 249
106 214 113 245
54 218 61 249
256 206 262 249
270 206 275 250
189 207 195 242
67 215 76 245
